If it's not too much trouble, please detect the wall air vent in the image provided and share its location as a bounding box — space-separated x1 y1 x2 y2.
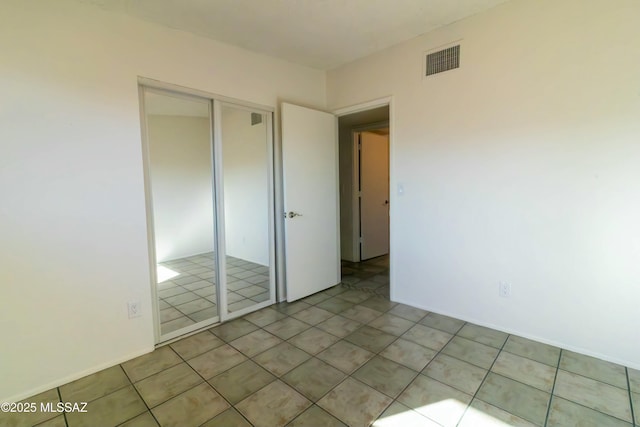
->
425 45 460 76
251 112 263 125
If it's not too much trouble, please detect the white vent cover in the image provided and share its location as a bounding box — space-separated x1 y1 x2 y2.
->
425 45 460 76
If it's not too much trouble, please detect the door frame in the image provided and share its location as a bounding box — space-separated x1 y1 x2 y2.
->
274 98 393 302
333 97 394 298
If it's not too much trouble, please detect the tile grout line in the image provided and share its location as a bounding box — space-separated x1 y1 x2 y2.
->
345 307 426 418
542 347 562 427
228 314 344 424
536 350 634 426
454 332 509 427
168 343 255 427
493 337 561 370
246 306 344 418
302 288 396 425
271 285 396 425
386 326 460 423
448 333 631 426
119 362 162 427
556 365 630 388
209 308 368 423
311 374 365 425
353 310 466 426
627 367 637 427
340 288 483 424
284 403 344 426
55 366 139 425
55 386 69 427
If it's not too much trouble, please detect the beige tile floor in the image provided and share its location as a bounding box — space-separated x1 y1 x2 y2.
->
3 256 639 427
158 253 271 334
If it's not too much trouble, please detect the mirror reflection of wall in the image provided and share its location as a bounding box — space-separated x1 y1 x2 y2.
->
145 91 219 336
221 105 271 313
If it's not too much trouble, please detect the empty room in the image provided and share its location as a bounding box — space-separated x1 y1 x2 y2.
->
1 0 639 426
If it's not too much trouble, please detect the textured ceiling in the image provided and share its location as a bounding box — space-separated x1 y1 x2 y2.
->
84 0 510 69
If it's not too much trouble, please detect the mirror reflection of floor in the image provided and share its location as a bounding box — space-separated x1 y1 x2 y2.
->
340 255 390 299
157 252 270 335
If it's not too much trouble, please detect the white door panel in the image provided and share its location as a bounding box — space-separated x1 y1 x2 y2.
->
360 131 389 260
281 103 340 302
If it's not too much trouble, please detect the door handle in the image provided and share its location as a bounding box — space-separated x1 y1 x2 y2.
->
287 211 303 218
384 200 389 205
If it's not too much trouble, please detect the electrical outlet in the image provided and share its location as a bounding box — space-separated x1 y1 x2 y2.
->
128 300 141 318
499 282 511 298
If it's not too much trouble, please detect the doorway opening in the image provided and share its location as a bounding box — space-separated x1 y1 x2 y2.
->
337 105 390 299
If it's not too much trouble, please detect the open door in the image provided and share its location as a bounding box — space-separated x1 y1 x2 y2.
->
359 131 390 260
281 103 340 302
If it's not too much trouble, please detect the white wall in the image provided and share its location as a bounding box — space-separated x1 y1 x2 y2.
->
328 0 640 368
148 115 214 262
0 0 325 401
222 107 270 266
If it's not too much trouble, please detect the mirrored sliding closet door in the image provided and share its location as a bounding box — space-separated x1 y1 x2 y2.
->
218 103 275 316
141 85 275 343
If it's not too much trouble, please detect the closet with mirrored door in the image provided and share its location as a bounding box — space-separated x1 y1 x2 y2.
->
140 82 275 343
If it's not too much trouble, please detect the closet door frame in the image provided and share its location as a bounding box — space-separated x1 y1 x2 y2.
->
138 78 276 344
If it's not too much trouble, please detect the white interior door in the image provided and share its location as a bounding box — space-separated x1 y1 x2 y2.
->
281 103 340 302
360 131 390 260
